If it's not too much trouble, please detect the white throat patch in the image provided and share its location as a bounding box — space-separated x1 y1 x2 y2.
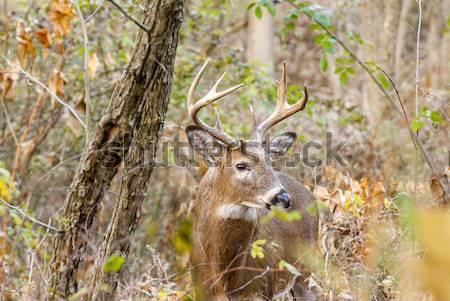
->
216 204 258 221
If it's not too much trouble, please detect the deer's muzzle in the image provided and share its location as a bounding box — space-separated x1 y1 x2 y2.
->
268 190 291 209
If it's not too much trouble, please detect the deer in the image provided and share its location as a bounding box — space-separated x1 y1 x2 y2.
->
186 58 319 301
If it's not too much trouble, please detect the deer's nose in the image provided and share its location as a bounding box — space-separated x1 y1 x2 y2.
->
270 190 291 209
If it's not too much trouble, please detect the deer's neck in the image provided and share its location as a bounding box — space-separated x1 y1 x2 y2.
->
195 183 259 267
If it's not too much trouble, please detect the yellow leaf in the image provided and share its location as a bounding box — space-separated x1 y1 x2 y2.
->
383 198 392 209
0 179 12 202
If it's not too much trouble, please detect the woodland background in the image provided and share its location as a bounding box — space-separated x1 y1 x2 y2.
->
0 0 449 300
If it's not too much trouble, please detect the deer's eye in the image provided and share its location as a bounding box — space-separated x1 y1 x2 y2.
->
235 162 248 171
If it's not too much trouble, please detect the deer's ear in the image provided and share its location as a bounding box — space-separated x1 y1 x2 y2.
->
186 125 224 165
268 132 297 157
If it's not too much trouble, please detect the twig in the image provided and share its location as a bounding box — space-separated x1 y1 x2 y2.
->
26 216 51 299
249 102 257 136
374 65 408 122
0 96 19 146
226 266 271 295
2 57 87 130
85 1 104 23
415 0 422 117
0 198 62 232
106 0 150 34
75 1 91 144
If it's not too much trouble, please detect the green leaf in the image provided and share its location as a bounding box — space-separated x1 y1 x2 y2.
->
286 22 295 30
306 203 318 216
247 2 257 10
266 1 276 16
255 6 263 19
280 27 287 42
279 260 301 276
377 73 390 89
421 106 430 115
172 218 193 253
320 55 328 72
430 111 443 124
346 67 356 75
334 66 344 74
411 118 425 131
103 254 126 272
261 207 302 223
339 72 348 85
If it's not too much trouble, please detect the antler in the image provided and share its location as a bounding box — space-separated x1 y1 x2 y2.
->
256 62 308 141
187 58 243 145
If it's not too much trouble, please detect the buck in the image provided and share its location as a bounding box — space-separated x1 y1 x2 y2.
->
186 59 319 300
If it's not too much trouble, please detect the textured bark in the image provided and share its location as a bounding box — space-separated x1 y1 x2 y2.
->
48 0 183 297
394 0 413 82
381 0 399 68
88 1 184 300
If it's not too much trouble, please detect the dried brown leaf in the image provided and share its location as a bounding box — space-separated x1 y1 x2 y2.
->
16 21 36 66
49 0 74 37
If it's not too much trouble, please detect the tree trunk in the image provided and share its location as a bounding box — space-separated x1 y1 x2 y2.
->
394 0 413 82
48 0 184 298
88 0 184 300
246 8 274 75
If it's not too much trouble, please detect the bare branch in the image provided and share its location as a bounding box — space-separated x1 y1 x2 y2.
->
2 57 87 130
0 96 19 146
0 198 62 233
106 0 150 34
86 1 104 23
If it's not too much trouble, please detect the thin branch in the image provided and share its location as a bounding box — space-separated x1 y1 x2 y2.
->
226 266 271 295
0 198 62 233
3 57 87 130
86 1 104 23
415 0 422 117
0 96 19 146
374 65 418 149
106 0 150 34
249 102 257 137
75 1 91 144
374 65 408 122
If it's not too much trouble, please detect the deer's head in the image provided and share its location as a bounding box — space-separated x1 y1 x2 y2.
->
186 59 308 211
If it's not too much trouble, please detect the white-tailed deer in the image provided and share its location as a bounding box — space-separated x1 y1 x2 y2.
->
186 59 318 300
